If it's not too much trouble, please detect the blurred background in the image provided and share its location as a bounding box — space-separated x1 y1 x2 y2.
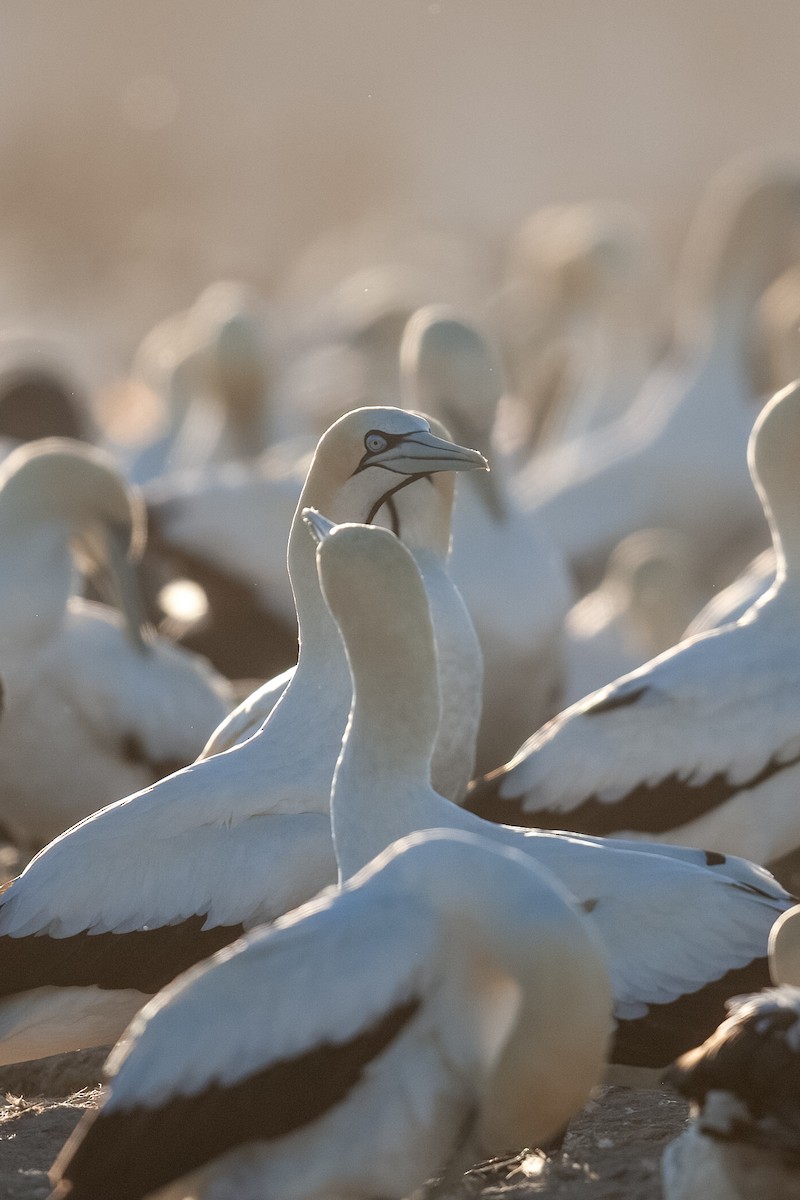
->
3 0 800 388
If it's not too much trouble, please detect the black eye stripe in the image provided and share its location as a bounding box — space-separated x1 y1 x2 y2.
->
364 430 410 450
352 428 424 476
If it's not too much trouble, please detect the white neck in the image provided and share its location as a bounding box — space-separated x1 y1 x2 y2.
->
324 530 452 877
750 385 800 588
0 523 73 647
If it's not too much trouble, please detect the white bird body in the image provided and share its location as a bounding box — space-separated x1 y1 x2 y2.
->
126 281 273 486
468 380 800 868
562 529 705 705
200 418 483 806
202 546 480 805
0 439 234 845
311 516 791 1070
50 829 612 1200
202 667 293 756
662 988 800 1200
514 157 800 584
446 477 570 768
399 307 573 768
663 1116 800 1200
0 599 234 845
0 409 486 1065
515 350 761 585
495 201 661 461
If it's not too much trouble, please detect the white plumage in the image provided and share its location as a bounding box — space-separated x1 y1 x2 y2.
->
684 547 774 638
125 281 273 485
468 380 800 868
399 306 573 769
200 413 484 805
50 829 612 1200
513 155 800 588
769 903 800 988
0 438 235 845
308 512 791 1070
495 201 660 461
0 408 485 1065
563 527 705 705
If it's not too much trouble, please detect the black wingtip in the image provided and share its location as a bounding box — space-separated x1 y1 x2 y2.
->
584 684 649 717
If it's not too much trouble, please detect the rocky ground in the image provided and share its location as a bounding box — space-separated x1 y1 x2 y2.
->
0 1045 689 1200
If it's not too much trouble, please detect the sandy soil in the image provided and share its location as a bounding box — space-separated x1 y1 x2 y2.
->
0 1046 689 1200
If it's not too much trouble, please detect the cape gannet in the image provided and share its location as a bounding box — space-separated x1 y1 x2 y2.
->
126 280 273 486
467 380 800 869
399 306 573 769
0 409 485 1065
200 413 483 805
307 511 794 1070
495 201 661 461
514 154 800 590
0 439 234 846
49 829 612 1200
562 528 705 705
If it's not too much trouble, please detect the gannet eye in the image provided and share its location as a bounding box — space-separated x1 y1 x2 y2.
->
365 432 389 454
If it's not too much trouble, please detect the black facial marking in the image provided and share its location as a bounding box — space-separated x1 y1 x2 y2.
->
52 996 421 1200
386 495 399 537
352 429 418 476
365 473 429 528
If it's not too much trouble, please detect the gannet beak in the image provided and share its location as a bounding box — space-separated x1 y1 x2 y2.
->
302 508 338 544
359 430 489 476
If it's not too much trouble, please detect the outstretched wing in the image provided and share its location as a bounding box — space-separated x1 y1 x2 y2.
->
469 618 800 851
52 887 437 1200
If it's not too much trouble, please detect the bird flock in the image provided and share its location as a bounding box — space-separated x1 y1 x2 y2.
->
1 153 800 1199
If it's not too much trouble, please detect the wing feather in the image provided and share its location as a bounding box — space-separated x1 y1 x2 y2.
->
471 616 800 854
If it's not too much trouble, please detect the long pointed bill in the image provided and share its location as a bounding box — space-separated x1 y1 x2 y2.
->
302 507 338 544
363 430 488 476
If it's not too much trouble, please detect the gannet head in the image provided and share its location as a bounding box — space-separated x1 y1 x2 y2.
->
0 438 150 651
189 281 271 429
287 407 486 639
400 309 506 520
297 406 486 547
310 405 484 481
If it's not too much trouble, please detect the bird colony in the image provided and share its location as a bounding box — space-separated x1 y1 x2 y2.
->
1 154 800 1199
